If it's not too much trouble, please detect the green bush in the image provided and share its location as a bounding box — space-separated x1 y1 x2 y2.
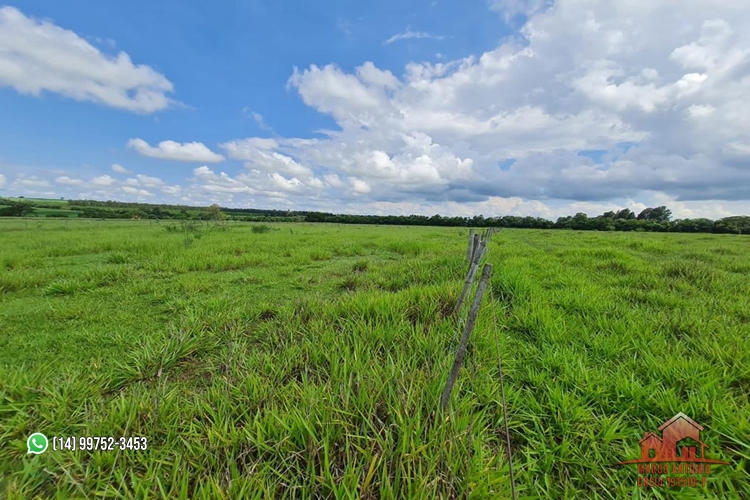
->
251 224 272 234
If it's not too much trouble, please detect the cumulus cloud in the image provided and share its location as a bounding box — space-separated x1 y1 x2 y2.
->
0 174 5 188
111 163 129 173
128 138 225 163
186 164 334 206
0 6 174 113
351 178 372 194
91 175 115 186
214 0 750 216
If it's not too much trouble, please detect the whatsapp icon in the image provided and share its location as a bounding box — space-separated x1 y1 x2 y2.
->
27 433 48 454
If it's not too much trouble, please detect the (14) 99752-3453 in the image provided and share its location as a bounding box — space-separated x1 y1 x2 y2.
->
51 436 148 451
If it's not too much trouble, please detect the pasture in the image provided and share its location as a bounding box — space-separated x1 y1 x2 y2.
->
1 219 748 499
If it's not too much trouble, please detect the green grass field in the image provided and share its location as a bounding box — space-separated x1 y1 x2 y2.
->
1 219 748 499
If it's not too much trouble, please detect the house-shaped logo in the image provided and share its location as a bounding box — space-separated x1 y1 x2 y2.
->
618 412 729 464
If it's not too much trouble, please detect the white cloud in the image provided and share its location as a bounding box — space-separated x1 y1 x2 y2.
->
121 186 153 197
222 137 278 154
384 28 446 45
322 174 342 188
251 111 272 131
270 173 304 192
192 166 260 195
111 163 129 173
13 174 50 188
0 6 174 113
128 138 225 163
488 0 552 21
0 174 6 188
160 184 182 195
91 175 115 186
134 174 164 187
55 176 83 186
357 62 400 89
210 0 750 216
351 178 372 194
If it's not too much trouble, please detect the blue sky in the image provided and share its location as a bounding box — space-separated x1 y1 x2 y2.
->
2 1 487 168
1 0 749 219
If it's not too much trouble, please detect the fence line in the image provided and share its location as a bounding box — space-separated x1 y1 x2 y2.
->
441 227 517 500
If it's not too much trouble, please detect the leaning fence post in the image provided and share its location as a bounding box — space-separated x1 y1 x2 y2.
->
455 238 487 314
441 264 493 410
470 233 481 264
466 229 476 263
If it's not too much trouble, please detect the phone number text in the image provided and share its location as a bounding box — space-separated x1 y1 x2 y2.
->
51 437 148 451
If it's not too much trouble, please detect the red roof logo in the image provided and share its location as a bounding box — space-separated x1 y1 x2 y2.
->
618 412 729 465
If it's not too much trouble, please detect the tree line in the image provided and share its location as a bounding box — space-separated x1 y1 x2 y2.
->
0 198 748 234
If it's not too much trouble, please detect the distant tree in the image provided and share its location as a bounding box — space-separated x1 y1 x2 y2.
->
555 216 573 229
207 204 226 221
148 206 163 219
637 206 672 222
615 208 636 220
571 212 589 230
0 200 34 217
636 207 654 220
471 215 486 227
651 206 672 222
671 218 713 233
718 216 750 235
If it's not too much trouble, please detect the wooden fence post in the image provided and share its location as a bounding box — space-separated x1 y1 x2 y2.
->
467 230 477 264
441 264 493 410
469 233 481 267
455 238 487 314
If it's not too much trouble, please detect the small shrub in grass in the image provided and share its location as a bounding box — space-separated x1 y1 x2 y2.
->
712 247 737 256
44 279 86 296
106 253 129 264
310 250 332 261
663 261 717 289
251 224 272 234
352 260 369 273
337 276 359 291
256 306 278 321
